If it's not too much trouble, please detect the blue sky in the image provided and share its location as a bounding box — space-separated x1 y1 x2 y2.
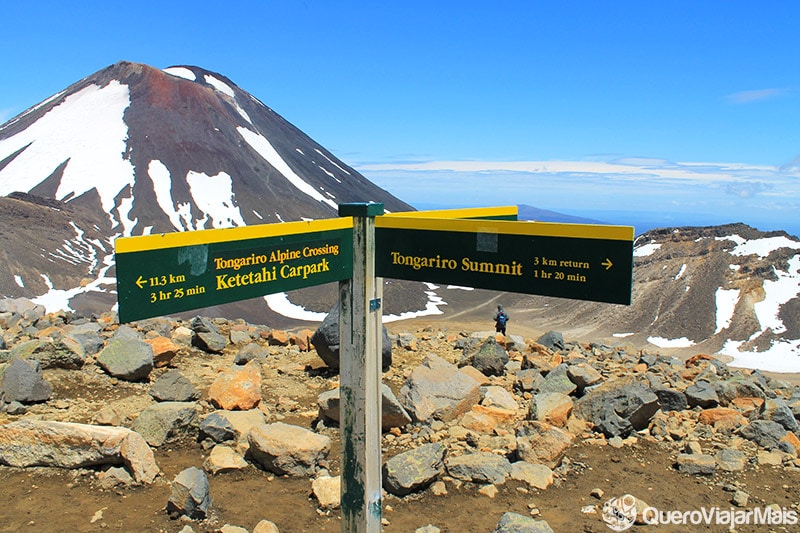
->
2 1 799 235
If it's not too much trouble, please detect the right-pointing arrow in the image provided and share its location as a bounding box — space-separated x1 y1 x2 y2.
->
602 258 613 270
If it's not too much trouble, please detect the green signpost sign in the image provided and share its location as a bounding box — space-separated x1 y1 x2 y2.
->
376 216 634 305
114 204 634 533
115 218 353 323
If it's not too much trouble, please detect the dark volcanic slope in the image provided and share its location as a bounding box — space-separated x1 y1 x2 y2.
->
0 61 413 312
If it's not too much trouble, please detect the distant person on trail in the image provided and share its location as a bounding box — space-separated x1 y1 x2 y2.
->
494 305 509 335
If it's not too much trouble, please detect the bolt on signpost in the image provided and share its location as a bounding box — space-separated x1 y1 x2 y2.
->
337 202 384 533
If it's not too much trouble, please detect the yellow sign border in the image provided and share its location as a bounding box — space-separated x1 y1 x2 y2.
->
376 216 634 241
385 205 518 220
115 217 354 254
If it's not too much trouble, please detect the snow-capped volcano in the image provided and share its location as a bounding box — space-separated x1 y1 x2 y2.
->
0 61 410 231
0 61 411 312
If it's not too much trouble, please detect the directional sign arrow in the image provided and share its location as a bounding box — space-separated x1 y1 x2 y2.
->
602 258 613 270
135 276 147 289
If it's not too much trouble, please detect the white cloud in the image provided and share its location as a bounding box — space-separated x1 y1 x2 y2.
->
357 159 790 184
356 158 800 236
725 88 790 104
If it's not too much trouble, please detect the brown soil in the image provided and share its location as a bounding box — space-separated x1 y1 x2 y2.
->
2 437 798 533
1 321 799 533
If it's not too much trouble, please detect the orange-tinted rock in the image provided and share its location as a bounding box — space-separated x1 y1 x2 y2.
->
460 410 498 433
522 352 562 374
0 420 158 483
209 360 262 410
730 397 764 417
34 326 62 340
145 336 180 368
681 367 701 381
527 342 553 356
473 404 517 425
516 421 573 469
266 329 290 346
697 407 746 431
780 431 800 452
530 392 573 427
459 365 491 386
685 353 714 367
291 329 315 351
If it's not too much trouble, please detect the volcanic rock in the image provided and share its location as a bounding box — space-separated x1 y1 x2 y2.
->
208 360 262 410
166 466 211 519
382 442 446 496
398 354 482 423
149 369 200 402
247 422 330 476
131 401 198 447
0 419 158 483
316 383 412 431
445 451 511 485
311 303 393 372
0 357 52 403
96 337 154 381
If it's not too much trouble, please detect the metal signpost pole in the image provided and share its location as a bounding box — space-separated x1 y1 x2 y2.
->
337 202 384 533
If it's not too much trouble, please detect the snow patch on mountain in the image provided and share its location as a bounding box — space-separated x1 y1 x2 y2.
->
754 255 800 334
148 160 191 231
384 283 447 323
633 242 661 257
713 235 800 371
648 336 695 348
204 75 235 97
29 236 118 314
148 160 246 230
237 126 338 209
721 339 800 373
718 234 800 258
163 67 196 81
0 81 134 223
315 148 351 176
117 193 138 235
186 170 246 228
50 221 101 270
264 293 327 321
715 288 740 334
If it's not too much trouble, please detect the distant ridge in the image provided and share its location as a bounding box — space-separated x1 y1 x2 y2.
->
517 204 605 225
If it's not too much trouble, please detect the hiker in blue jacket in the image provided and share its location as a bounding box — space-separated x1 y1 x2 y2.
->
494 305 509 335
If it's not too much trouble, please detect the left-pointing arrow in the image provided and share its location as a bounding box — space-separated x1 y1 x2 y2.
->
136 276 147 289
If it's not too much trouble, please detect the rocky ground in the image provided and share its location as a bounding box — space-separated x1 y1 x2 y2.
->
1 298 800 533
